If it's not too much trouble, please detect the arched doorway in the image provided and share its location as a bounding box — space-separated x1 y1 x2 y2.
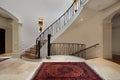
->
0 7 22 55
112 13 120 59
0 29 5 54
103 9 120 59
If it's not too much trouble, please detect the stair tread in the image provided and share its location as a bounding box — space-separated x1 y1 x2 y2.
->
21 53 38 59
25 50 36 54
30 49 36 52
30 47 36 50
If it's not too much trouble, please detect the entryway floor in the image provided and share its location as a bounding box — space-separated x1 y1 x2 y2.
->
0 53 12 58
0 56 120 80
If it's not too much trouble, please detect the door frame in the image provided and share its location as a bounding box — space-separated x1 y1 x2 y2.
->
0 7 22 54
0 28 5 54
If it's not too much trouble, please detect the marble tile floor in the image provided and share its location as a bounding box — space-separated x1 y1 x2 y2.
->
0 53 12 58
0 55 120 80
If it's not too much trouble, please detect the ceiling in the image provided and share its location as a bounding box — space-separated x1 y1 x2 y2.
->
85 0 119 11
0 0 120 21
0 0 73 28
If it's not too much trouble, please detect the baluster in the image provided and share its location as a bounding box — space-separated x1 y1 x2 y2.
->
66 12 68 23
52 25 54 36
78 0 80 8
57 44 59 55
61 16 64 28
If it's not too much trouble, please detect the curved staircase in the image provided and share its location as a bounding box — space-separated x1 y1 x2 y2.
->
21 0 88 60
21 40 47 59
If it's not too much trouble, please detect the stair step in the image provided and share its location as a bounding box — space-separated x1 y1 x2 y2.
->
30 47 36 50
30 48 36 53
25 50 36 54
20 39 47 60
21 53 39 59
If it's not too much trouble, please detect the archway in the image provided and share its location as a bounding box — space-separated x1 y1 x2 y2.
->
112 13 120 59
103 9 120 59
0 7 22 55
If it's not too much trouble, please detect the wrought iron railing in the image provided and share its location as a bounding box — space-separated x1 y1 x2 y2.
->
36 0 87 58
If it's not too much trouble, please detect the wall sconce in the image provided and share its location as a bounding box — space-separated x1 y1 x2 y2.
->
38 18 44 32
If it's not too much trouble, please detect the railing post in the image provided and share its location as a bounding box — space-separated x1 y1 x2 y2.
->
47 34 51 59
38 40 41 59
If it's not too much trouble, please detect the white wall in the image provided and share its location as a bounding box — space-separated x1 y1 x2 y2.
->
54 12 104 59
0 0 73 51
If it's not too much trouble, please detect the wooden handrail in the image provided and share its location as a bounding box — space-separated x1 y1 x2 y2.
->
51 43 85 45
71 43 99 55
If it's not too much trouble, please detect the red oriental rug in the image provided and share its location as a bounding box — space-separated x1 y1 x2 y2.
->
32 62 102 80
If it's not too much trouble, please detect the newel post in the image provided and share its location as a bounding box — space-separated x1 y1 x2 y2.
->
47 34 51 59
37 40 41 59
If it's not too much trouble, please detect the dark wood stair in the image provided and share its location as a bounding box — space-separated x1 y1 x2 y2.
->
20 40 47 60
20 46 38 59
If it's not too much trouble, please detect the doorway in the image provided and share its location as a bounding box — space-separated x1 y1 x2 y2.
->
0 29 5 54
112 13 120 60
103 10 120 59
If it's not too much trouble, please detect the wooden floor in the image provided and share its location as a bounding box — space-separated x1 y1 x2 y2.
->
21 53 38 59
111 54 120 64
107 59 120 64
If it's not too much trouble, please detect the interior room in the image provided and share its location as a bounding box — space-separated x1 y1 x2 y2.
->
0 0 120 80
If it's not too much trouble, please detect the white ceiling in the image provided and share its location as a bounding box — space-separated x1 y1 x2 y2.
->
0 0 73 28
0 0 119 19
0 0 73 22
85 0 119 11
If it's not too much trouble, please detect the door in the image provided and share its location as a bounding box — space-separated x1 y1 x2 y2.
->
0 29 5 54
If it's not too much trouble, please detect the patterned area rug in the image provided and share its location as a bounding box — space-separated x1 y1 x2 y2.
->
32 62 102 80
0 58 9 62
